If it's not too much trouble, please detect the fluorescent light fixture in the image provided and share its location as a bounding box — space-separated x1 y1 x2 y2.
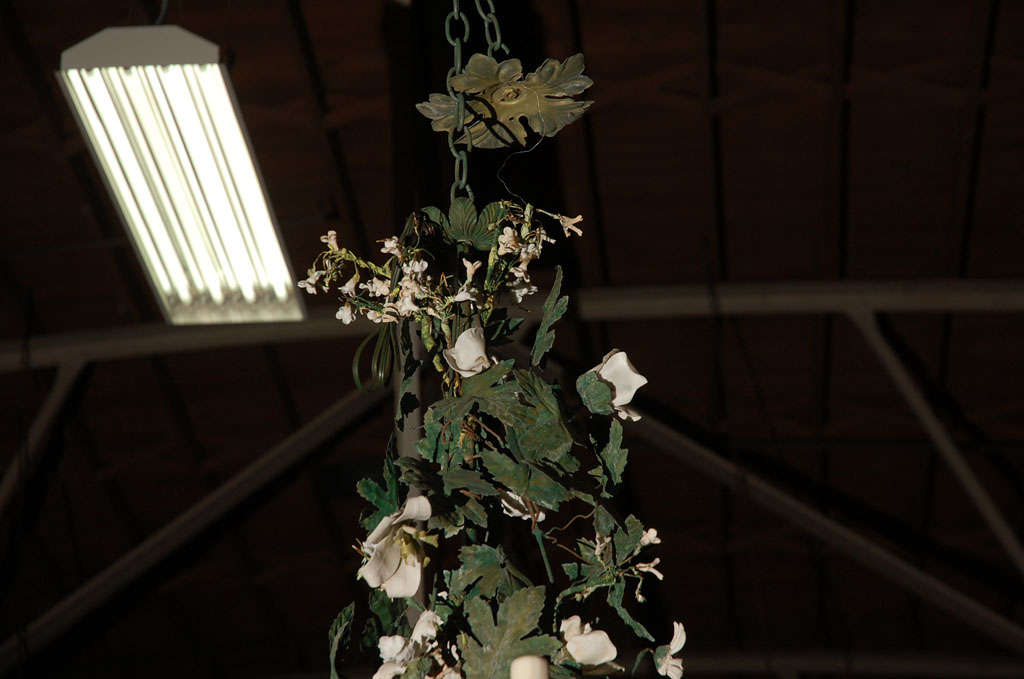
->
58 26 304 324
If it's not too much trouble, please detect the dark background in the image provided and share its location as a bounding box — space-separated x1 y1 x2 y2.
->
2 0 1024 677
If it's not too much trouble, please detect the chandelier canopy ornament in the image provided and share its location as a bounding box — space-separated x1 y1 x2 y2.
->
303 3 686 679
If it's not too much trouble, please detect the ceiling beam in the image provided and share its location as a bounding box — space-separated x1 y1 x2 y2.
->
851 311 1024 580
632 410 1024 656
4 279 1024 373
0 361 87 522
282 0 371 255
0 386 389 675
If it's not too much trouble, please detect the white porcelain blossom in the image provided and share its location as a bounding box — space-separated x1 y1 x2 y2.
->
640 528 662 546
462 258 482 280
500 491 545 523
560 616 617 667
559 214 583 237
367 308 398 324
357 496 433 598
320 229 339 250
636 557 664 580
443 326 492 377
361 277 391 297
587 349 648 421
655 622 686 679
373 609 445 679
336 303 356 324
403 258 429 279
298 269 324 294
396 291 420 316
452 287 479 304
509 278 538 304
340 273 359 296
497 226 520 255
381 236 402 257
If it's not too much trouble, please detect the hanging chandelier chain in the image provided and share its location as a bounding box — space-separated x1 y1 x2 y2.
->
445 0 473 202
474 0 508 57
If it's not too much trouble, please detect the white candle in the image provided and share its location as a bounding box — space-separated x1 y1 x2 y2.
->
510 655 549 679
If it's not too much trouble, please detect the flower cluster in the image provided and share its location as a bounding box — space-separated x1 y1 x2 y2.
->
314 199 684 679
374 609 460 679
298 202 581 336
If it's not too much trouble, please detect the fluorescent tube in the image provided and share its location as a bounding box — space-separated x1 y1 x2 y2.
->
58 26 304 324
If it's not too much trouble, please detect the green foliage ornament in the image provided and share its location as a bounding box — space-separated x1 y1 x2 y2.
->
302 12 685 679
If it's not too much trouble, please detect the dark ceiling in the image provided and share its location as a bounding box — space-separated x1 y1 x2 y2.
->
3 1 1024 678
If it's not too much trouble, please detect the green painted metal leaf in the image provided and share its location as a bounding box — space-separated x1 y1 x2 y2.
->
421 205 449 230
356 456 400 530
443 468 498 497
450 545 530 602
460 587 562 679
596 419 628 490
439 198 502 250
532 266 568 366
576 370 614 415
328 603 355 679
608 579 654 641
614 514 645 562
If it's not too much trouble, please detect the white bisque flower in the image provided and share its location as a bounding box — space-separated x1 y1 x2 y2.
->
340 274 359 296
443 326 492 378
381 236 402 258
497 226 520 255
379 635 416 667
587 349 648 421
655 622 686 679
519 242 542 265
452 287 479 304
367 308 398 324
357 496 432 598
559 214 583 237
462 258 482 280
374 609 445 679
510 263 530 281
298 269 324 294
361 277 391 297
640 528 661 546
637 557 664 581
560 616 617 667
403 258 429 279
509 278 538 304
593 533 611 560
372 661 406 679
396 291 420 316
500 491 545 523
320 229 339 250
336 303 356 325
400 275 424 298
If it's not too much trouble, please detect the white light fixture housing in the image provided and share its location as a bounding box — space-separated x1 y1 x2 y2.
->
58 26 305 324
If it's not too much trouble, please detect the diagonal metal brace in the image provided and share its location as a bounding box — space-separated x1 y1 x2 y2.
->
0 385 389 676
0 360 87 523
633 411 1024 655
849 310 1024 581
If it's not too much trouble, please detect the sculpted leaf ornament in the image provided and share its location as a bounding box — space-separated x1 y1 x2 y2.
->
417 53 593 148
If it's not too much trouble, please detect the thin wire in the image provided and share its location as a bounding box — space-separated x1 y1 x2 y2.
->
496 135 545 205
154 0 169 25
496 88 547 204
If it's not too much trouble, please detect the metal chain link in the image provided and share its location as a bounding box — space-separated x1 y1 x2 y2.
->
473 0 509 57
445 0 473 203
